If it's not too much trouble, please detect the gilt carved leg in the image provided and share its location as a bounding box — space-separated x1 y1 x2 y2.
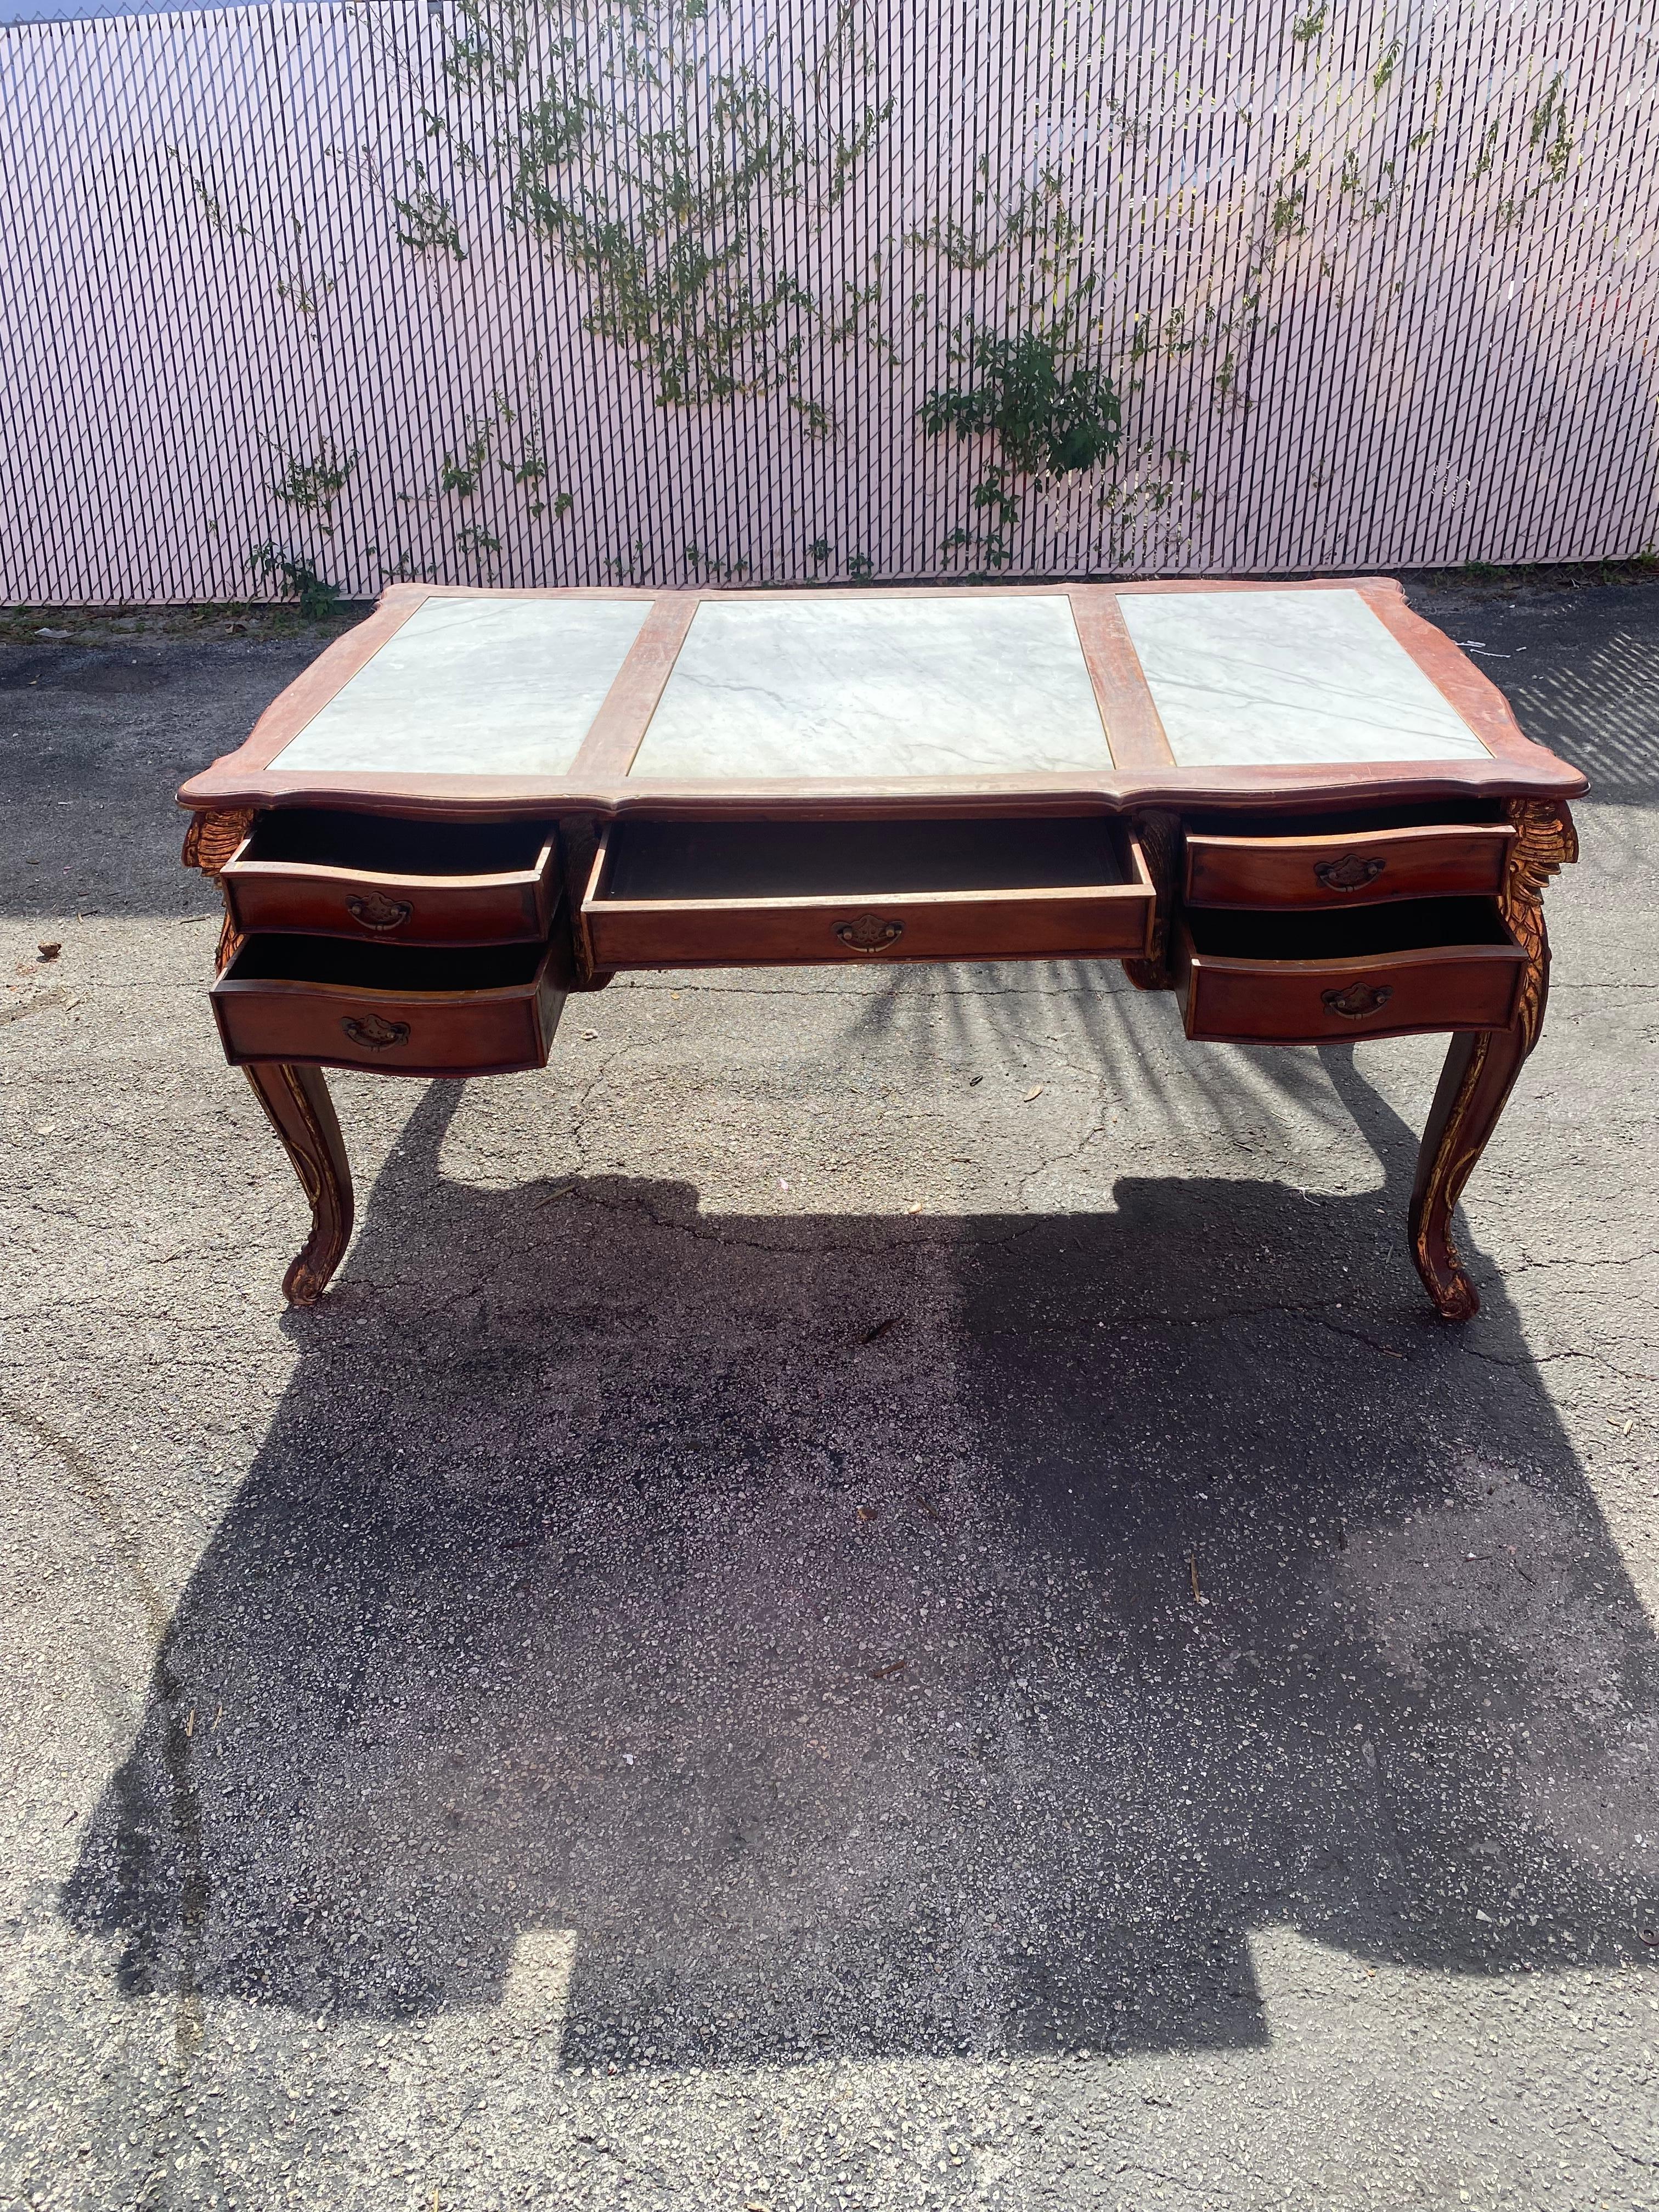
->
185 810 353 1302
242 1062 354 1305
1408 799 1577 1320
1409 1028 1530 1319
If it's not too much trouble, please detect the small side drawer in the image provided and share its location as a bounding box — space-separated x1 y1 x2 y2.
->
212 933 568 1075
1175 897 1524 1045
579 814 1156 970
1184 816 1514 910
221 810 557 946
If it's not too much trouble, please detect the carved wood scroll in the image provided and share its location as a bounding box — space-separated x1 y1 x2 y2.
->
1499 795 1578 1053
183 806 255 973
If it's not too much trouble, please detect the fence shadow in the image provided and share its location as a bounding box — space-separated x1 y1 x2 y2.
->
63 1060 1659 2063
1404 575 1659 807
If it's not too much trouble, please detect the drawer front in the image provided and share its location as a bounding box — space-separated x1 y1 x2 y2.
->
1184 822 1514 910
1176 926 1523 1045
582 831 1156 970
212 951 566 1075
222 842 557 946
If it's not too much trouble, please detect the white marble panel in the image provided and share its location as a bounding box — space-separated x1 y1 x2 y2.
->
270 596 652 774
1118 588 1490 766
628 595 1112 778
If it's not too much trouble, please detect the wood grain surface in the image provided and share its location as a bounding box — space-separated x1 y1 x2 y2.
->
1183 820 1516 910
212 936 569 1074
222 836 558 946
1069 587 1176 769
570 595 701 777
579 820 1156 969
1173 903 1525 1045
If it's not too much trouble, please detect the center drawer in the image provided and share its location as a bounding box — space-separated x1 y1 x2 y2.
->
1183 804 1514 911
220 809 558 946
579 814 1155 970
1175 897 1525 1045
211 933 569 1074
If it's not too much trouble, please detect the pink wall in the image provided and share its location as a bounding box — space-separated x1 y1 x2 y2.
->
3 0 1656 603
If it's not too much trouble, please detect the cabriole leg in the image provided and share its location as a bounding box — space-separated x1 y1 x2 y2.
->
242 1062 354 1305
1408 798 1576 1321
1409 1028 1528 1319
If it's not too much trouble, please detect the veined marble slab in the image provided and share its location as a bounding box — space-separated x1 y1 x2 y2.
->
271 596 651 774
628 595 1113 778
1118 588 1490 766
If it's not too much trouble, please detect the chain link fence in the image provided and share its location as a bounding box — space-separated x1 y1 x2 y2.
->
3 0 1657 603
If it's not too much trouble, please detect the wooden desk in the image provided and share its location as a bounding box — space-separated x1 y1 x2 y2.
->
178 578 1584 1318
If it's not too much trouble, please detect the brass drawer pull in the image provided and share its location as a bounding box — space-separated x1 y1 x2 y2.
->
346 891 413 931
1314 853 1386 892
341 1013 410 1049
834 912 905 952
1321 982 1393 1020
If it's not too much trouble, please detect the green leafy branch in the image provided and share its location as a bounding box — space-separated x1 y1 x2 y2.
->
168 146 338 318
404 384 577 571
250 543 340 618
922 323 1121 568
264 440 356 532
378 0 892 426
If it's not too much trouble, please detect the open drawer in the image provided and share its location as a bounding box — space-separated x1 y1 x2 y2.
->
1174 896 1525 1045
220 810 558 946
212 933 568 1074
1183 804 1514 911
578 814 1156 970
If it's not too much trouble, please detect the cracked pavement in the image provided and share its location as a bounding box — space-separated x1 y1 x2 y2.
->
2 574 1658 2210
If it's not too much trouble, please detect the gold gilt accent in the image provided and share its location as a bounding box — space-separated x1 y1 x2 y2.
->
181 807 255 876
181 807 255 973
1412 1042 1499 1320
241 1063 354 1305
1500 796 1578 1052
1123 807 1181 990
1409 796 1577 1320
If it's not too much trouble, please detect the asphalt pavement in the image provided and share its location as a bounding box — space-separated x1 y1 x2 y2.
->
2 572 1657 2210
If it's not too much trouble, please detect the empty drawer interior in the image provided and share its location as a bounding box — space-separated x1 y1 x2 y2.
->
239 809 553 877
1187 897 1514 962
223 936 548 991
599 815 1132 902
1181 799 1505 840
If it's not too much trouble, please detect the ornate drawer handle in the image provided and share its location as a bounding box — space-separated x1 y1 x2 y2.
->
346 891 413 931
1321 982 1393 1021
834 912 905 952
341 1013 410 1049
1314 853 1386 892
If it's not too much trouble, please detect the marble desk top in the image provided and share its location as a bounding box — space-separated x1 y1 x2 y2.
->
628 595 1112 778
270 596 651 775
184 576 1584 816
1117 588 1488 767
266 585 1489 781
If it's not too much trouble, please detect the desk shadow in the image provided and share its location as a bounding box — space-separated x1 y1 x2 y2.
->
63 1066 1659 2064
